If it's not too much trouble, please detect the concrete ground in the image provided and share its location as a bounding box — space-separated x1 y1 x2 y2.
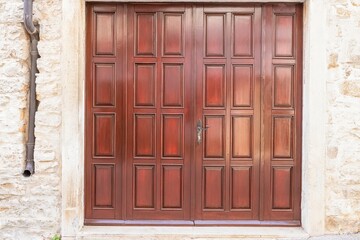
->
308 234 360 240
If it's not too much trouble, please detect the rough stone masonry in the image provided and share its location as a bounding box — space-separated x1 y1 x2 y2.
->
0 0 61 239
325 0 360 233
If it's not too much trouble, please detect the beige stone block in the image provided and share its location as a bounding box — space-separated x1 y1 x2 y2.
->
328 53 339 69
341 80 360 98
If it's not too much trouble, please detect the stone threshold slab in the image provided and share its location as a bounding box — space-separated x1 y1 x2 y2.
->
70 226 309 239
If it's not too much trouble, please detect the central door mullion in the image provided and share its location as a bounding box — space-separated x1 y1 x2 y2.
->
155 10 162 213
224 11 232 213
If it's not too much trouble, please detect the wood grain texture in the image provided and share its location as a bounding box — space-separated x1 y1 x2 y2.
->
162 166 183 208
205 14 225 56
94 63 115 106
232 65 253 108
233 14 253 57
162 64 184 107
135 64 155 107
94 114 115 157
231 167 252 209
232 116 252 158
95 12 115 55
136 13 156 56
162 115 183 158
204 167 224 209
163 14 183 55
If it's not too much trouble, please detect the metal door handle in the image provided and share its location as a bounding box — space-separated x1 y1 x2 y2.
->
197 120 209 144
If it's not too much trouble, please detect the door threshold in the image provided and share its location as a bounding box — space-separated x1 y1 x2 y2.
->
85 219 301 227
78 225 309 240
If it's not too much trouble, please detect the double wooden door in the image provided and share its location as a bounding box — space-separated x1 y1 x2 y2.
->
85 3 302 225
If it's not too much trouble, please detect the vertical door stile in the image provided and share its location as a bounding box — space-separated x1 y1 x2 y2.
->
194 4 203 219
156 9 162 214
115 4 124 221
125 4 134 220
121 3 128 220
224 11 231 214
252 6 262 220
260 3 271 222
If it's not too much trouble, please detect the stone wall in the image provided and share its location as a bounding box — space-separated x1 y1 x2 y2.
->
325 0 360 233
0 0 62 239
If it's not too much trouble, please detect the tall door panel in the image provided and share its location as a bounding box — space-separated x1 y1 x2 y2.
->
194 6 262 220
85 4 124 220
126 5 192 220
262 4 302 221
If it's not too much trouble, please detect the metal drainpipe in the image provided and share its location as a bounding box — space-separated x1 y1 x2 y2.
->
23 0 40 177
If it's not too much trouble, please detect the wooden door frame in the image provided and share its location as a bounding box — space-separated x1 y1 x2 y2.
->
61 0 327 237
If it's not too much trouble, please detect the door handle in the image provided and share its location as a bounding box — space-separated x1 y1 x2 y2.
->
197 120 209 144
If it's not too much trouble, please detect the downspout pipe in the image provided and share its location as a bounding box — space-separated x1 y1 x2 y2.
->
23 0 40 177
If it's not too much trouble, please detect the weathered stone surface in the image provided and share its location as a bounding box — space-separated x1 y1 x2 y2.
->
0 0 62 239
326 0 360 234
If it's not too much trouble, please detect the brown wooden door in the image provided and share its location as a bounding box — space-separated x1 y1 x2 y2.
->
261 4 303 221
125 4 192 220
194 6 262 220
85 3 302 225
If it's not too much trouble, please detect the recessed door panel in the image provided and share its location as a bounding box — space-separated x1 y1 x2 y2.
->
163 14 183 56
162 114 183 158
134 165 155 209
231 167 252 209
272 167 292 209
134 114 155 158
94 63 115 107
204 116 225 159
135 64 156 107
94 11 116 55
233 14 253 57
205 14 225 57
94 114 115 157
163 64 184 107
162 166 183 209
136 13 156 56
274 66 294 108
232 65 253 108
204 65 225 108
203 166 224 209
94 164 115 208
274 15 294 58
273 116 293 159
232 116 252 159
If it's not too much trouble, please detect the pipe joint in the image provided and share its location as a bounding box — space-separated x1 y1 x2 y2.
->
23 0 38 36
